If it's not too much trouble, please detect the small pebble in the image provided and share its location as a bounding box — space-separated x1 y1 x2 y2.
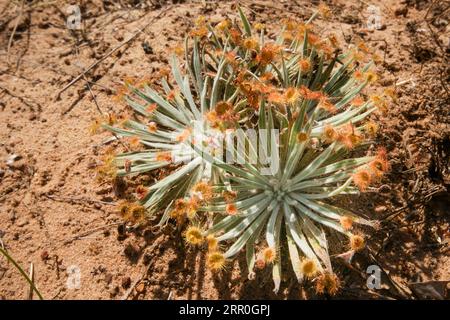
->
135 282 145 294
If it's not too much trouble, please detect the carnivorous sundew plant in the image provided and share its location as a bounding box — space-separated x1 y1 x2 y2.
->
98 5 393 295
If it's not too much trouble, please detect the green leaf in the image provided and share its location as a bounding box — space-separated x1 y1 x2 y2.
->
223 209 271 258
286 227 303 283
291 143 336 183
238 6 252 36
283 204 322 268
147 157 201 191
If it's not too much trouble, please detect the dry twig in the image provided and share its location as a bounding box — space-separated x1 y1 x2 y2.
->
42 193 116 206
61 222 123 246
6 0 24 66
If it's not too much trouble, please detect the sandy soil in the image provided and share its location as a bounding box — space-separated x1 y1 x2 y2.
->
0 0 449 300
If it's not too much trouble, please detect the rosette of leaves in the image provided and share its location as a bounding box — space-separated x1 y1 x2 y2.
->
195 101 387 294
102 51 248 222
184 7 391 295
101 5 392 295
